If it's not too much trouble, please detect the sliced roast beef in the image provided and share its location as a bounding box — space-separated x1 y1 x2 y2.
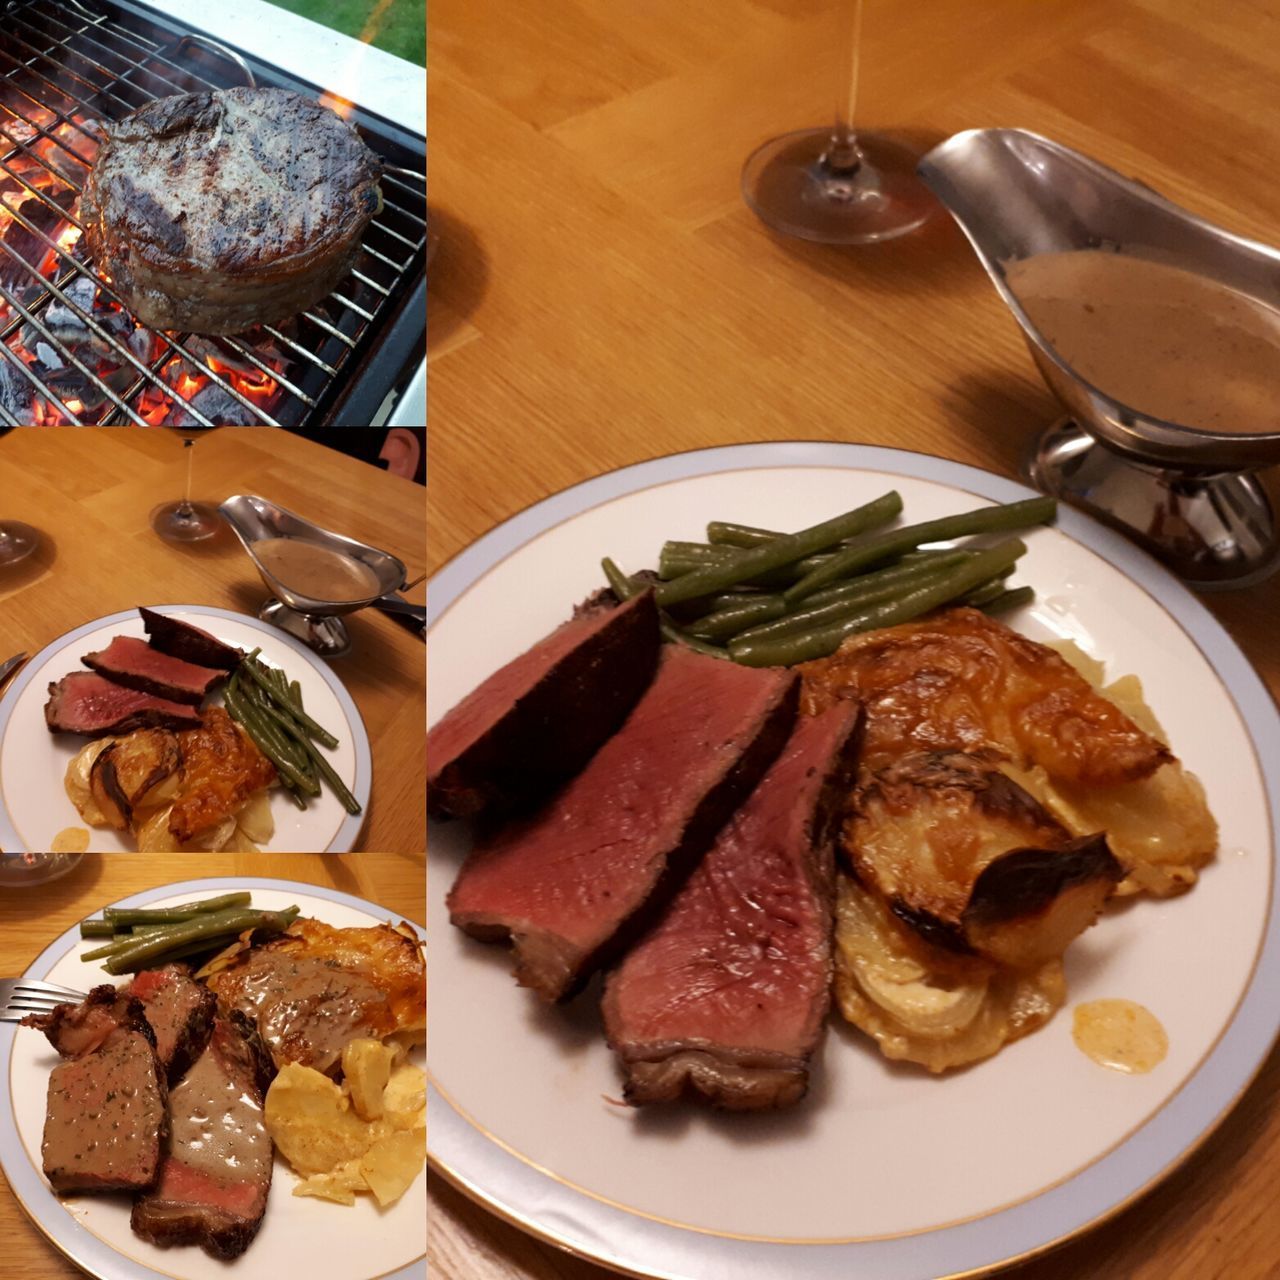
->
139 608 243 671
131 1012 274 1260
45 672 204 736
448 646 799 1001
125 965 217 1083
24 987 168 1194
603 705 862 1110
82 635 223 705
428 590 660 820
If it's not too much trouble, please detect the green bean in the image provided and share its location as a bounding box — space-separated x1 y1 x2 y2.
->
293 735 363 815
801 551 973 608
79 920 119 938
603 558 729 659
657 491 904 606
731 562 966 647
685 594 787 641
706 521 785 549
729 539 1028 667
102 893 253 927
782 497 1055 603
979 585 1035 613
959 572 1016 609
101 907 299 975
240 653 339 749
290 679 303 707
225 685 320 796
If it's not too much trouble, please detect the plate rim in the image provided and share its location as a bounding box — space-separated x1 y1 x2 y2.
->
0 605 371 853
0 876 425 1280
425 441 1280 1280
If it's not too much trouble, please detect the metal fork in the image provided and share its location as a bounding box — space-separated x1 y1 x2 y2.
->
0 978 88 1023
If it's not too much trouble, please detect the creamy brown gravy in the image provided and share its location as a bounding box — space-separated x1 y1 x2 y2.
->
1072 999 1168 1074
1004 250 1280 435
169 1036 270 1181
255 537 380 602
229 954 388 1073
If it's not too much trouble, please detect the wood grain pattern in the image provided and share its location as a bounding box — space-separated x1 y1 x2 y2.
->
0 851 425 1279
0 426 426 853
428 0 1280 1275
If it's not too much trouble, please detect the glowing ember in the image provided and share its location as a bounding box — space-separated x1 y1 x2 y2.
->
57 226 81 253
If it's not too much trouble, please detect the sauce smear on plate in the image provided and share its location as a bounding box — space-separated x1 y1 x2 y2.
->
1072 998 1168 1073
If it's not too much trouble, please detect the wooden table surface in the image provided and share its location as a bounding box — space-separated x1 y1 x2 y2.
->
0 851 425 1279
428 0 1280 1276
0 426 426 853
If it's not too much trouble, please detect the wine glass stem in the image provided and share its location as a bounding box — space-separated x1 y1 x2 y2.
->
827 0 865 173
180 436 196 517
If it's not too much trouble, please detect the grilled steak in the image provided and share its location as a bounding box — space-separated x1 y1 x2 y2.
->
429 591 661 821
139 608 243 671
45 671 203 736
131 1012 274 1260
604 705 862 1110
82 635 223 705
24 987 168 1194
81 87 382 335
449 646 799 1001
125 965 217 1083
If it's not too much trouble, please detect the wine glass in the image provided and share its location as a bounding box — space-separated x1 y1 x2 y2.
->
151 426 223 543
741 0 936 244
0 520 39 567
0 853 83 887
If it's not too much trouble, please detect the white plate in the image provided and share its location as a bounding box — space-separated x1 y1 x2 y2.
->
0 878 425 1280
426 443 1280 1280
0 606 370 853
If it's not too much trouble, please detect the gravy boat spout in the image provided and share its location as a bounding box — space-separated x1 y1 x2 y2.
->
919 128 1280 585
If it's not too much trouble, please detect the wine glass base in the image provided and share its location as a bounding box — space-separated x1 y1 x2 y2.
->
0 521 40 567
742 127 935 245
0 853 83 886
151 501 224 544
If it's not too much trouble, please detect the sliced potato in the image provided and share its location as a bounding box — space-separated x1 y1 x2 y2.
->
64 738 115 826
382 1063 426 1132
264 1063 374 1174
135 806 181 852
360 1130 425 1207
293 1161 364 1205
343 1038 397 1122
235 787 275 845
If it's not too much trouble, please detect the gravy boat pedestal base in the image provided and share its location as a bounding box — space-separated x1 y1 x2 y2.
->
1028 419 1280 589
258 599 355 658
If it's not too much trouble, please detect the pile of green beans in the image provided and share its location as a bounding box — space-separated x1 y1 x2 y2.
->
223 652 362 815
78 893 300 974
603 493 1054 667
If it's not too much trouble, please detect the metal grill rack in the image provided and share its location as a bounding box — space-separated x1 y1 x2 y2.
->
0 0 427 425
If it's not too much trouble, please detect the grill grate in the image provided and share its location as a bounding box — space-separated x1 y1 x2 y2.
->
0 0 426 425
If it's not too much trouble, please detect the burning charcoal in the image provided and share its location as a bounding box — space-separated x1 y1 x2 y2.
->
0 188 76 287
170 382 261 428
0 352 32 423
28 362 110 414
22 275 111 357
182 334 272 377
0 119 41 153
129 326 155 364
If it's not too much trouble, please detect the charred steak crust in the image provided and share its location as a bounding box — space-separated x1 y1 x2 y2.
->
428 591 662 821
81 87 382 335
125 965 218 1084
82 636 223 705
139 608 243 671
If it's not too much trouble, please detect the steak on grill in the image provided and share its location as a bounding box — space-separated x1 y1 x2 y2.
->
139 608 243 671
131 1012 274 1260
428 591 660 821
24 987 168 1194
82 635 223 705
45 671 204 736
81 87 382 335
448 646 799 1001
125 964 218 1083
603 705 861 1110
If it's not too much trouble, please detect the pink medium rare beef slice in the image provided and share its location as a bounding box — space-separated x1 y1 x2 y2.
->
602 704 862 1110
82 636 224 705
45 672 204 736
448 645 799 1002
428 590 660 821
125 964 218 1083
131 1012 274 1260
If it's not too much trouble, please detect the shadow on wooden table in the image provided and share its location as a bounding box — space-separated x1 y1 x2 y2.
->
0 855 103 922
427 205 490 352
938 369 1061 480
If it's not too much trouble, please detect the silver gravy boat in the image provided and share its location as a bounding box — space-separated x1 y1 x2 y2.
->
919 128 1280 587
219 494 407 657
